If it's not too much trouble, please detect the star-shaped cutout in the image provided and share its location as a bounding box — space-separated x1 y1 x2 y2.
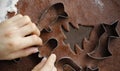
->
88 21 119 59
102 21 119 38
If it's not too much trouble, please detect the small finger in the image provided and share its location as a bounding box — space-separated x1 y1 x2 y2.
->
32 57 47 71
7 47 39 60
18 23 40 37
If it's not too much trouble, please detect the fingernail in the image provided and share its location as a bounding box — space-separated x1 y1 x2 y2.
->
33 48 39 53
51 54 56 57
42 57 47 61
51 54 56 59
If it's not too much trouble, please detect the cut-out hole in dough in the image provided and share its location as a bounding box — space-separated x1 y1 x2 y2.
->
38 3 68 31
63 23 92 51
88 21 119 59
39 38 58 57
63 64 76 71
58 57 81 71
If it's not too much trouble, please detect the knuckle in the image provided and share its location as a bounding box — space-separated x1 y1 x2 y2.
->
8 40 18 50
17 14 23 17
4 30 14 37
30 23 36 30
32 35 38 41
35 28 40 36
39 38 43 45
36 29 40 36
32 24 40 36
32 35 42 45
24 15 31 22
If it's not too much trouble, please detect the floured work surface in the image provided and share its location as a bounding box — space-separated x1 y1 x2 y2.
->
0 0 120 71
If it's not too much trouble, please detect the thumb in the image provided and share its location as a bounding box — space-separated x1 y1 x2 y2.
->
32 57 47 71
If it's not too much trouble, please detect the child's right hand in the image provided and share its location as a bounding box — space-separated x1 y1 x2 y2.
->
0 14 42 60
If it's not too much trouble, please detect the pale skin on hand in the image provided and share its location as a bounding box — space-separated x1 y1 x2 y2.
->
0 14 57 71
32 54 57 71
0 14 42 60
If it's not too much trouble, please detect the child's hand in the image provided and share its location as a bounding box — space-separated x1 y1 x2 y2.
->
32 54 57 71
0 14 42 60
